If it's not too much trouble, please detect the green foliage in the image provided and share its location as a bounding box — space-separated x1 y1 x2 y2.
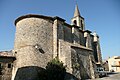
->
39 57 66 80
46 57 66 80
46 57 65 69
72 63 80 69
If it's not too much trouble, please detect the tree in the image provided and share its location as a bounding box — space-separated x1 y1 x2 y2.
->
46 57 66 80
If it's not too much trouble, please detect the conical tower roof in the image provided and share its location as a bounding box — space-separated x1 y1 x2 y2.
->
74 4 80 17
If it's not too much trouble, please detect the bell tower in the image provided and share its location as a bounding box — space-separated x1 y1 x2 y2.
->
71 4 85 31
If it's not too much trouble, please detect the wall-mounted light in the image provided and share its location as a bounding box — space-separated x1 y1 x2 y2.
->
34 44 45 54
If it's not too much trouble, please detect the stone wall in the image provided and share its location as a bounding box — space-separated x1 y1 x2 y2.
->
73 27 80 44
71 46 94 79
12 16 53 80
79 31 85 46
11 14 101 80
57 22 73 73
56 21 97 79
63 25 72 43
0 57 14 80
71 26 85 46
56 20 98 79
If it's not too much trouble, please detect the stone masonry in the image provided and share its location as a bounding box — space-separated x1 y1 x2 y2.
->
10 4 102 80
0 51 15 80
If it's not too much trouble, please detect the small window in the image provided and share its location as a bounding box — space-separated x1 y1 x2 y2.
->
8 63 12 68
73 20 77 26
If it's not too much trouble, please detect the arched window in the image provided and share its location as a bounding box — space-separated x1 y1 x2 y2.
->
73 20 77 26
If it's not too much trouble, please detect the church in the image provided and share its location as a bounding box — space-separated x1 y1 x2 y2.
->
0 4 102 80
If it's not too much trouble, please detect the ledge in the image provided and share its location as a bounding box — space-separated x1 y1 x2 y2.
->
71 44 93 51
15 14 54 25
112 65 120 67
53 16 65 22
15 14 66 26
84 30 92 33
0 56 15 59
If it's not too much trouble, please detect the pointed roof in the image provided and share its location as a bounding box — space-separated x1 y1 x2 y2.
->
74 4 80 17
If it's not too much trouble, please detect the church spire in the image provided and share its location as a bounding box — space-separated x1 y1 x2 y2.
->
74 4 80 17
71 4 85 31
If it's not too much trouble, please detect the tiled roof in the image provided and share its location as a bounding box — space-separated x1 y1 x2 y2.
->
0 51 15 58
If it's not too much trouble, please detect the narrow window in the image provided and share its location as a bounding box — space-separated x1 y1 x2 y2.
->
0 63 2 75
0 70 2 75
8 63 11 68
73 20 77 26
81 20 83 30
0 63 2 69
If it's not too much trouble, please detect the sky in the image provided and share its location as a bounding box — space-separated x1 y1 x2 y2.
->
0 0 120 59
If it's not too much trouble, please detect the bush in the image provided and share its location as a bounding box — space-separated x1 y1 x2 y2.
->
45 58 66 80
38 58 66 80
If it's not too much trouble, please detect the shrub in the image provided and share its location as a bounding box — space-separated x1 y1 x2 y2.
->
46 57 66 80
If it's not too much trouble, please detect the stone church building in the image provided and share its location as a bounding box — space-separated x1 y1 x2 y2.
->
0 4 102 80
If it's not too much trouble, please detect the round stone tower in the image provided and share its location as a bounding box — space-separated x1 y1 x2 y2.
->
12 14 53 80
